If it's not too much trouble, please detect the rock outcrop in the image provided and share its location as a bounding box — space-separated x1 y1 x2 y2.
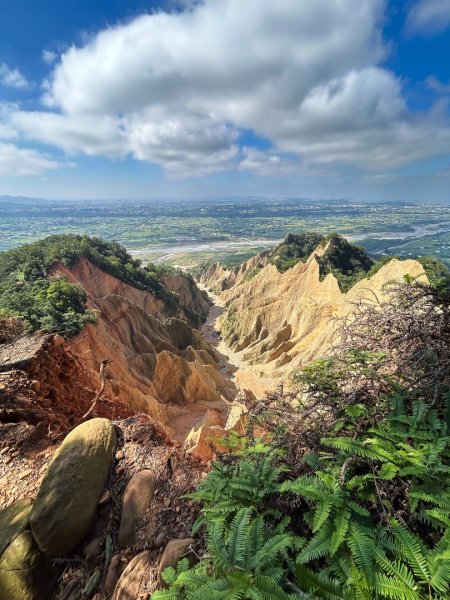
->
199 245 429 386
0 257 236 441
30 418 117 556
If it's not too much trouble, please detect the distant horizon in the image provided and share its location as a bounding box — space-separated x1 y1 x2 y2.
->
0 194 449 208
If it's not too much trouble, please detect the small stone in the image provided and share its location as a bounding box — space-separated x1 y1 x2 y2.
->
0 446 9 456
4 456 13 465
175 506 180 513
118 470 156 548
82 537 101 557
0 476 7 488
18 469 33 480
115 450 124 460
112 552 151 600
105 555 125 596
30 380 41 392
158 538 194 586
98 489 111 506
154 532 166 548
38 464 47 475
163 498 171 508
10 450 20 458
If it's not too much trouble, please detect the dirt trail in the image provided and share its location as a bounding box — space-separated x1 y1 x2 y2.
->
199 287 277 398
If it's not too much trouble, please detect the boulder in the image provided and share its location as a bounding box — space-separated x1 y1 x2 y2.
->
0 530 59 600
118 469 156 547
0 497 32 556
105 555 126 597
184 424 228 461
158 538 194 586
30 418 117 556
112 551 152 600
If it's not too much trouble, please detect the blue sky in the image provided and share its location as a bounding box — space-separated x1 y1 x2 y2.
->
0 0 449 202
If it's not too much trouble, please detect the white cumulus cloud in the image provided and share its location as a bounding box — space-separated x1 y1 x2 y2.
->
42 49 58 65
406 0 450 36
0 143 63 176
0 63 30 89
4 0 450 178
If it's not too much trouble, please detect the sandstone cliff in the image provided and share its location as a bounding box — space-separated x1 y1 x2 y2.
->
199 244 428 387
1 258 235 442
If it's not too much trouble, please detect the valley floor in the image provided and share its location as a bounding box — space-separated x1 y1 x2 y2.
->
200 287 278 398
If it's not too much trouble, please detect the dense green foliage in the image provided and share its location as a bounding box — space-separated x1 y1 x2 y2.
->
0 234 179 307
269 233 374 292
0 277 97 338
0 234 194 339
417 256 450 293
316 233 375 292
270 233 325 272
153 280 450 599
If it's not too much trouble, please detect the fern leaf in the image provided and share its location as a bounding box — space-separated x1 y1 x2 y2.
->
313 496 334 533
295 564 351 599
250 534 292 570
331 509 350 555
299 520 333 562
429 559 450 593
253 575 292 599
207 518 232 570
390 520 431 583
375 552 418 593
228 507 252 568
374 574 420 600
347 523 375 582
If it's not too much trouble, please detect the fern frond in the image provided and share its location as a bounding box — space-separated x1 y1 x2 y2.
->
313 496 334 533
296 563 353 599
331 509 350 555
390 520 430 583
347 523 375 582
228 508 253 568
373 574 420 600
250 534 292 570
299 520 334 562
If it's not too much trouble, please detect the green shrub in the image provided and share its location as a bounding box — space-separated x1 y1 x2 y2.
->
0 277 97 337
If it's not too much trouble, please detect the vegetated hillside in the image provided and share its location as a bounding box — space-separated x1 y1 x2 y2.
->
0 234 208 340
199 232 375 294
270 232 375 291
0 235 235 441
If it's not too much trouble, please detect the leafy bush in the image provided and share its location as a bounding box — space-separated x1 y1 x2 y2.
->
0 234 180 310
270 232 325 273
0 277 97 338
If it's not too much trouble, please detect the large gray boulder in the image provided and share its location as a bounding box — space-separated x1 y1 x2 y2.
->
0 497 32 556
30 418 117 556
0 530 59 599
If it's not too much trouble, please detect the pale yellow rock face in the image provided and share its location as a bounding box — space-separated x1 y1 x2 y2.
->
203 250 428 382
